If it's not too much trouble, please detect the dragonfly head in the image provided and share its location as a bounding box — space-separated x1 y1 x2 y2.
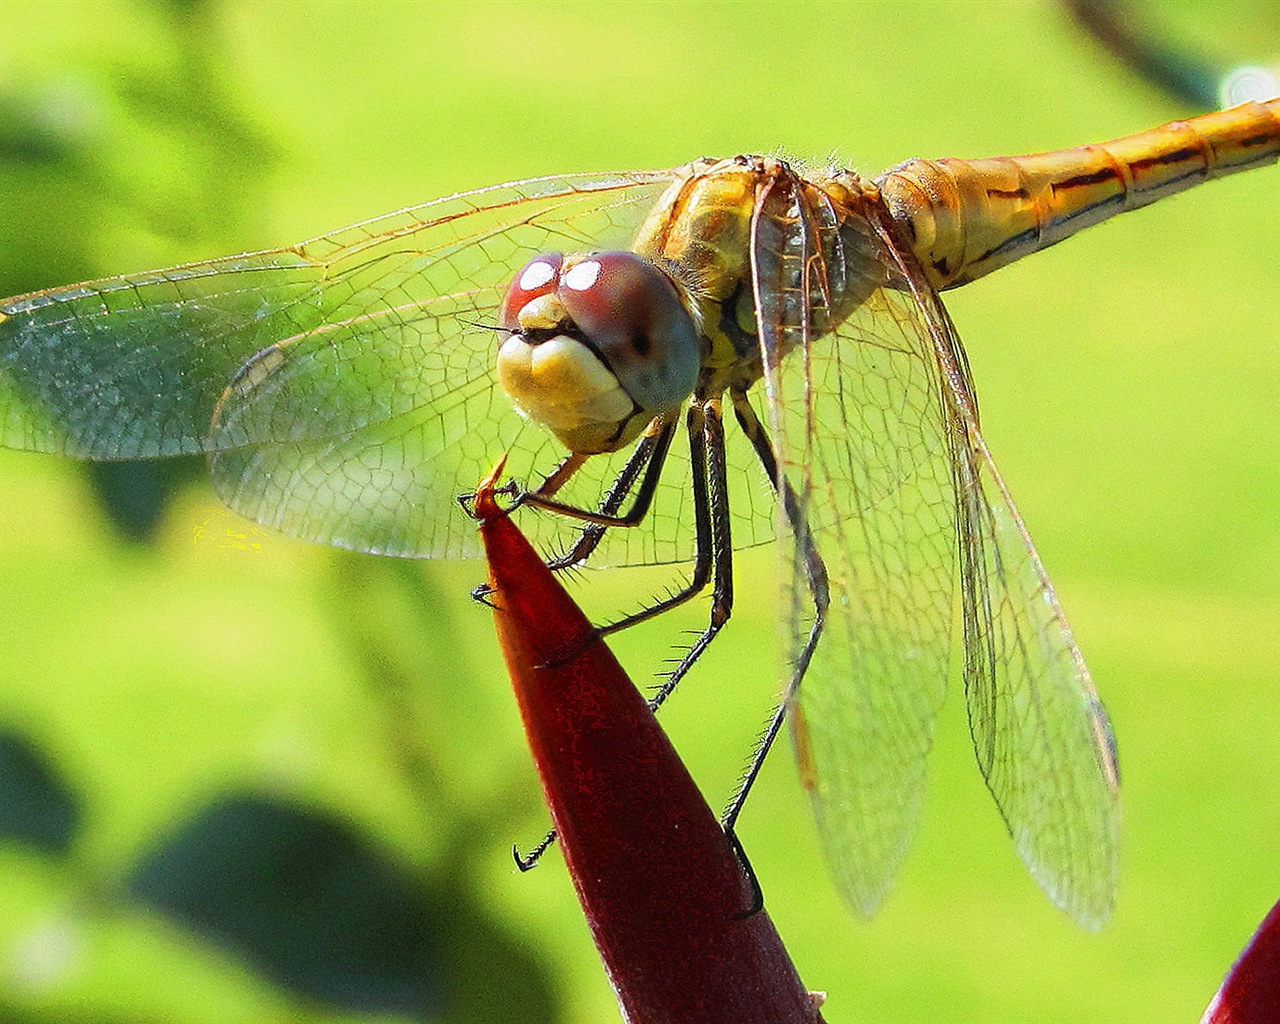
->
497 251 700 454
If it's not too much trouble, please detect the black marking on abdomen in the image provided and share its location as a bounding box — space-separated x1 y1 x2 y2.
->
985 186 1030 201
1129 146 1199 171
1237 130 1280 150
1051 166 1121 193
1049 189 1127 227
972 225 1039 266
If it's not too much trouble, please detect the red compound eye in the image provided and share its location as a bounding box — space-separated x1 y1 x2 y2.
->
556 252 699 417
498 253 564 330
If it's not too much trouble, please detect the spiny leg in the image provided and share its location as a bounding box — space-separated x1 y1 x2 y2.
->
481 408 669 576
637 396 764 915
512 828 558 873
544 422 668 571
510 400 752 879
519 399 725 679
519 407 680 540
722 390 830 833
473 416 677 607
597 401 717 638
646 395 734 711
520 405 718 630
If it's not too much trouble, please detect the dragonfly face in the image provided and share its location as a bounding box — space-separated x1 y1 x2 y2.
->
496 250 700 454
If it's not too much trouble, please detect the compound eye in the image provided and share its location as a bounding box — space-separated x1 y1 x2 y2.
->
557 252 699 416
498 253 564 330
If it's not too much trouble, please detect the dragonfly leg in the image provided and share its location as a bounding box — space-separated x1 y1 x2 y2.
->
529 410 718 639
725 823 765 919
523 402 721 637
645 395 734 711
595 401 718 639
722 390 830 833
521 412 679 533
513 827 558 872
539 413 679 571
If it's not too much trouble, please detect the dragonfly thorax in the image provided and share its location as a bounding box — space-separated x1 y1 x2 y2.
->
496 251 700 454
633 155 891 399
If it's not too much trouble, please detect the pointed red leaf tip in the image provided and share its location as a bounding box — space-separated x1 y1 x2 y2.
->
472 461 826 1024
1202 898 1280 1024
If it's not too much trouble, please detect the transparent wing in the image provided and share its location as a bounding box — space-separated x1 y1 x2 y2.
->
878 213 1120 929
755 182 1119 926
0 171 676 558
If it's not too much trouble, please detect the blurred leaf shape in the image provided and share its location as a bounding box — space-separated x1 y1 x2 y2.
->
0 727 80 856
124 788 550 1018
128 792 443 1016
126 791 558 1021
86 459 202 543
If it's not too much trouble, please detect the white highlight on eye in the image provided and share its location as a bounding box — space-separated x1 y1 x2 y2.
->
518 260 557 292
562 259 602 292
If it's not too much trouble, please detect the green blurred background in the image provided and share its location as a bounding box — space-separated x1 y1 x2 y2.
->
0 1 1276 1021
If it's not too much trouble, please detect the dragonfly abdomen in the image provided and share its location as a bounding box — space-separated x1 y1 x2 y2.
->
876 97 1280 290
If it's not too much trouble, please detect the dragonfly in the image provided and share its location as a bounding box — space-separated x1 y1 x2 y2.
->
2 98 1277 932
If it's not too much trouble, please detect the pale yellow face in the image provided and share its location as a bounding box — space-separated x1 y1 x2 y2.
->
495 252 701 455
496 320 639 454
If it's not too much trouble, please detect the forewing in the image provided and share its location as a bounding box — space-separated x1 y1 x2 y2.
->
876 211 1121 929
750 177 957 918
0 171 674 558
